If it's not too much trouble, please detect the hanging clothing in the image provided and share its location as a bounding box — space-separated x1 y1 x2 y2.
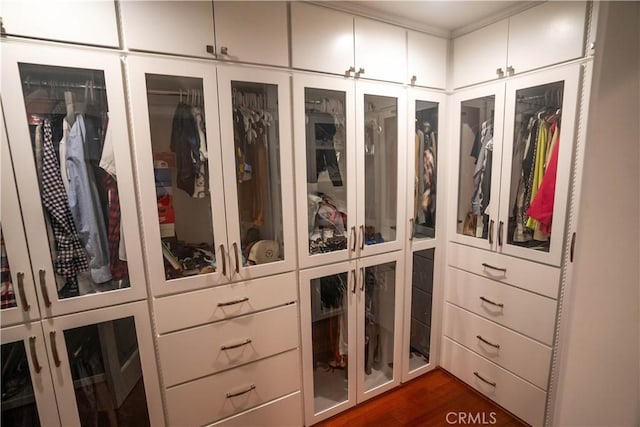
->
471 121 493 216
59 118 71 193
306 111 343 186
66 115 111 284
170 102 201 196
40 120 89 280
525 119 550 232
98 170 128 280
1 231 16 309
527 127 560 235
192 106 208 198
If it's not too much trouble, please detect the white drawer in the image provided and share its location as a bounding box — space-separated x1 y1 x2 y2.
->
166 349 301 427
159 304 299 386
441 337 546 427
155 272 297 333
448 243 560 299
443 303 552 389
446 267 557 345
207 392 303 427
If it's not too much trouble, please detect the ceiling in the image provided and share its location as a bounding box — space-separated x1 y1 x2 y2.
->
329 1 541 37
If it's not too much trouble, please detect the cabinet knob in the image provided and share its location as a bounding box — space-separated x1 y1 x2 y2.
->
220 46 229 55
496 68 504 78
410 75 417 85
355 67 365 78
506 65 515 76
206 44 215 55
345 66 355 77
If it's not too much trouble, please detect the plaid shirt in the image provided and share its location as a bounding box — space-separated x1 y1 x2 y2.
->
40 120 88 278
1 231 16 309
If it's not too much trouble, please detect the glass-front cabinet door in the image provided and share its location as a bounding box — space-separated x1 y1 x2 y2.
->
1 323 60 427
498 64 580 266
42 301 164 426
217 66 295 281
127 56 229 296
356 82 407 258
450 83 505 251
294 75 357 269
2 43 146 316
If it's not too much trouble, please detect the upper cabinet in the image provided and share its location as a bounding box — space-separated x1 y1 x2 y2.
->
213 1 289 66
407 30 448 90
0 0 119 47
354 17 407 83
453 1 587 88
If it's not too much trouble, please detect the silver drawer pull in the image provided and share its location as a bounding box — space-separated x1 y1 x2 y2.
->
28 336 42 373
481 262 507 273
217 297 249 307
474 371 496 387
221 338 252 351
50 331 61 367
480 296 504 308
17 272 31 312
476 335 500 349
39 269 51 307
226 384 256 398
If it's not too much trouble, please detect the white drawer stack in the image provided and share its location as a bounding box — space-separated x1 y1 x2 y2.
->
441 243 560 426
154 272 302 427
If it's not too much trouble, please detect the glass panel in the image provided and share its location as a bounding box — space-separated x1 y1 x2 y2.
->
63 317 150 426
507 81 564 252
144 74 217 280
304 88 348 256
412 101 439 239
363 261 396 392
364 95 398 246
1 341 41 426
18 63 129 299
230 81 284 267
408 249 434 372
1 228 17 309
457 96 495 240
309 272 349 414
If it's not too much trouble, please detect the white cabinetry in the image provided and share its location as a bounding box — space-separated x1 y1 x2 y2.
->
407 30 448 89
354 17 407 83
453 1 587 88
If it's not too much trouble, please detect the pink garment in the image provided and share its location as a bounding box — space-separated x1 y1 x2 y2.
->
526 136 559 234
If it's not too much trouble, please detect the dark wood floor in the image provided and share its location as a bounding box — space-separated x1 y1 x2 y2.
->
314 368 528 427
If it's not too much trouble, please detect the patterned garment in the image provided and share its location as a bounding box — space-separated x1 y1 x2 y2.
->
1 231 16 309
40 120 89 278
100 170 128 280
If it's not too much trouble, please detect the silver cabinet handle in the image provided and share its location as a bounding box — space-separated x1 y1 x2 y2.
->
474 371 496 387
50 331 61 367
345 66 355 77
409 218 414 241
480 296 504 308
359 267 365 292
350 226 357 252
359 225 364 251
28 336 42 373
220 46 229 55
350 269 356 294
498 221 504 247
219 244 227 277
217 297 249 307
506 65 514 75
488 220 495 245
233 242 240 274
410 75 417 85
355 67 365 78
570 232 576 262
477 335 500 349
17 272 30 312
226 384 256 398
496 68 504 77
39 270 51 307
481 262 507 273
221 338 252 351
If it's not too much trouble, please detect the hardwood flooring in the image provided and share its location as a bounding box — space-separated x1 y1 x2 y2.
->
314 368 528 427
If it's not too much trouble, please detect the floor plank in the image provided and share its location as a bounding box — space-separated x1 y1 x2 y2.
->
314 368 528 427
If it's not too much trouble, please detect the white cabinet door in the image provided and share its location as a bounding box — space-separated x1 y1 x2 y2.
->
0 0 118 47
214 1 288 66
42 301 164 427
354 17 407 83
1 106 41 327
2 42 147 317
1 322 60 426
119 0 215 58
453 19 508 89
497 64 581 266
126 55 230 296
407 30 448 89
507 1 587 75
217 66 296 282
293 74 357 269
291 2 355 76
356 81 407 258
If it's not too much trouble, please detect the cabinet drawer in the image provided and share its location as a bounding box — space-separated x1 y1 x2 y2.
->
448 243 560 298
154 272 297 334
446 267 557 345
207 392 302 426
441 337 546 427
443 303 552 389
166 349 300 427
159 304 298 386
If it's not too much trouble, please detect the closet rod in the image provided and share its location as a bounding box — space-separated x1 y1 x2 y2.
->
22 79 105 90
147 89 203 96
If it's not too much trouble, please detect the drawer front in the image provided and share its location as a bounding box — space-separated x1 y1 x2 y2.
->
208 392 303 427
448 243 560 298
155 272 297 333
443 303 552 389
166 349 300 427
446 267 557 345
159 304 298 386
441 337 546 427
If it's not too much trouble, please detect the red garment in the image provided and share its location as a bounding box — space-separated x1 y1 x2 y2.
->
526 136 559 234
